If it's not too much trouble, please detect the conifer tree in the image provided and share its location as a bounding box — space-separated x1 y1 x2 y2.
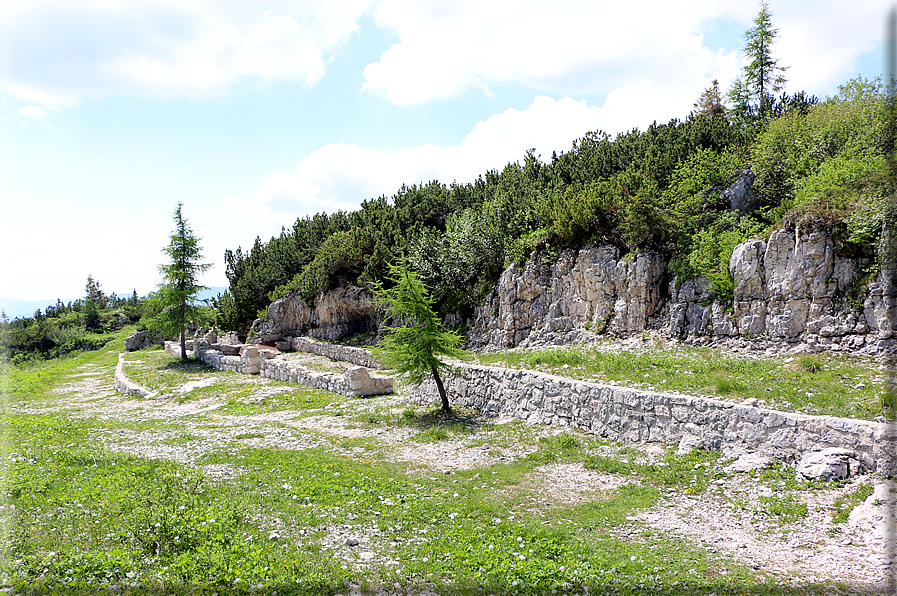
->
728 1 788 121
372 259 464 414
83 275 101 329
152 202 212 362
694 79 726 118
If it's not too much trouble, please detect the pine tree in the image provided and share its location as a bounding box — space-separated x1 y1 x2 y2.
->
728 1 788 121
372 259 464 414
152 202 212 362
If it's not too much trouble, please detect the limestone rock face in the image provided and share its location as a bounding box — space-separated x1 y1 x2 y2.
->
250 285 378 342
125 330 161 352
466 225 889 354
468 246 666 350
724 169 758 215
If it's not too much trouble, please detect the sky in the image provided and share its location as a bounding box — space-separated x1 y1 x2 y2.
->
0 0 891 304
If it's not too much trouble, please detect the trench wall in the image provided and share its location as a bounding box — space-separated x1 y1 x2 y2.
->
409 361 897 476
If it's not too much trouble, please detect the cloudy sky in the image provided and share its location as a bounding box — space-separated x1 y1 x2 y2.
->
0 0 889 303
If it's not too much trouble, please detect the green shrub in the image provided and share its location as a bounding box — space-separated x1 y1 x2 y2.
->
538 181 622 247
753 77 886 211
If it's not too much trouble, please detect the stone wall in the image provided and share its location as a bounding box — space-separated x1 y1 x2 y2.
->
409 360 897 476
467 227 894 355
189 340 393 398
289 336 380 368
112 353 157 398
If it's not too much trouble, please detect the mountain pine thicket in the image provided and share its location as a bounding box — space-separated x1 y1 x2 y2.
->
215 75 892 334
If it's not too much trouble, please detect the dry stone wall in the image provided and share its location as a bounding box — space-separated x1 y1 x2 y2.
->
112 353 157 398
288 336 380 368
181 339 393 398
409 360 897 476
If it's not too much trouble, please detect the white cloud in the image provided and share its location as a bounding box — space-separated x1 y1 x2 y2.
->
0 0 374 107
363 0 741 104
773 0 891 95
363 0 889 105
18 105 47 119
238 91 722 223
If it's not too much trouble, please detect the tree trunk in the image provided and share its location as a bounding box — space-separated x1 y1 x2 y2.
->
179 298 187 362
431 365 451 414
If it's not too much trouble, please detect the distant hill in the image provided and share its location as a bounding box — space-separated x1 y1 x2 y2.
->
0 287 229 320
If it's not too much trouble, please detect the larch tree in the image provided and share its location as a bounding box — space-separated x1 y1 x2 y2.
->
694 79 726 118
83 275 102 329
728 0 788 122
153 202 212 362
372 259 464 414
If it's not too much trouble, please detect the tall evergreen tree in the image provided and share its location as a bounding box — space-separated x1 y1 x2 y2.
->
83 275 101 329
152 202 212 362
728 1 788 122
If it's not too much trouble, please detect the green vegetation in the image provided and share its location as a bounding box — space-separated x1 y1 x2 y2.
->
147 202 214 362
831 483 874 524
4 336 862 595
217 70 888 329
0 280 144 364
727 0 788 123
372 260 465 413
471 344 886 420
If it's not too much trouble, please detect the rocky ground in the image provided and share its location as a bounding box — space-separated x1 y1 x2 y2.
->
22 354 897 594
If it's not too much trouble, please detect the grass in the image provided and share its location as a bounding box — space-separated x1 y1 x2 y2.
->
586 446 723 494
831 483 874 524
0 341 871 594
471 344 885 420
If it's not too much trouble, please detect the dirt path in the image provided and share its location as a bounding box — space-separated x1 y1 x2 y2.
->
22 356 897 593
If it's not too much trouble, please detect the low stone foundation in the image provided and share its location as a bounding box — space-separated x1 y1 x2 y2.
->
409 361 897 477
179 340 393 398
112 353 157 398
288 336 380 368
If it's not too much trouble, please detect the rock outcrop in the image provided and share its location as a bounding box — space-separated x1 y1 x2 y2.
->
125 330 161 352
250 285 378 343
467 246 667 350
467 225 892 354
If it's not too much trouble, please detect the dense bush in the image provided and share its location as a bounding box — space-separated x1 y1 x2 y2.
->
1 289 142 363
216 77 887 330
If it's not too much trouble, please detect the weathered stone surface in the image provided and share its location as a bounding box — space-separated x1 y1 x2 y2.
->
797 447 866 481
465 223 890 353
468 246 665 350
730 239 765 301
408 360 896 477
724 169 759 215
723 453 773 473
125 330 161 352
251 285 378 343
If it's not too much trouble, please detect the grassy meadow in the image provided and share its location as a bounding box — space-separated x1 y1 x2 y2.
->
0 333 886 595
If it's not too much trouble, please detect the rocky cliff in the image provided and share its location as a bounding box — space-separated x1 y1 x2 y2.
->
468 226 894 355
249 285 378 343
249 226 892 355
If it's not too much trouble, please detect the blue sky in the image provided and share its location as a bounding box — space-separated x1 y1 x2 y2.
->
0 0 890 303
